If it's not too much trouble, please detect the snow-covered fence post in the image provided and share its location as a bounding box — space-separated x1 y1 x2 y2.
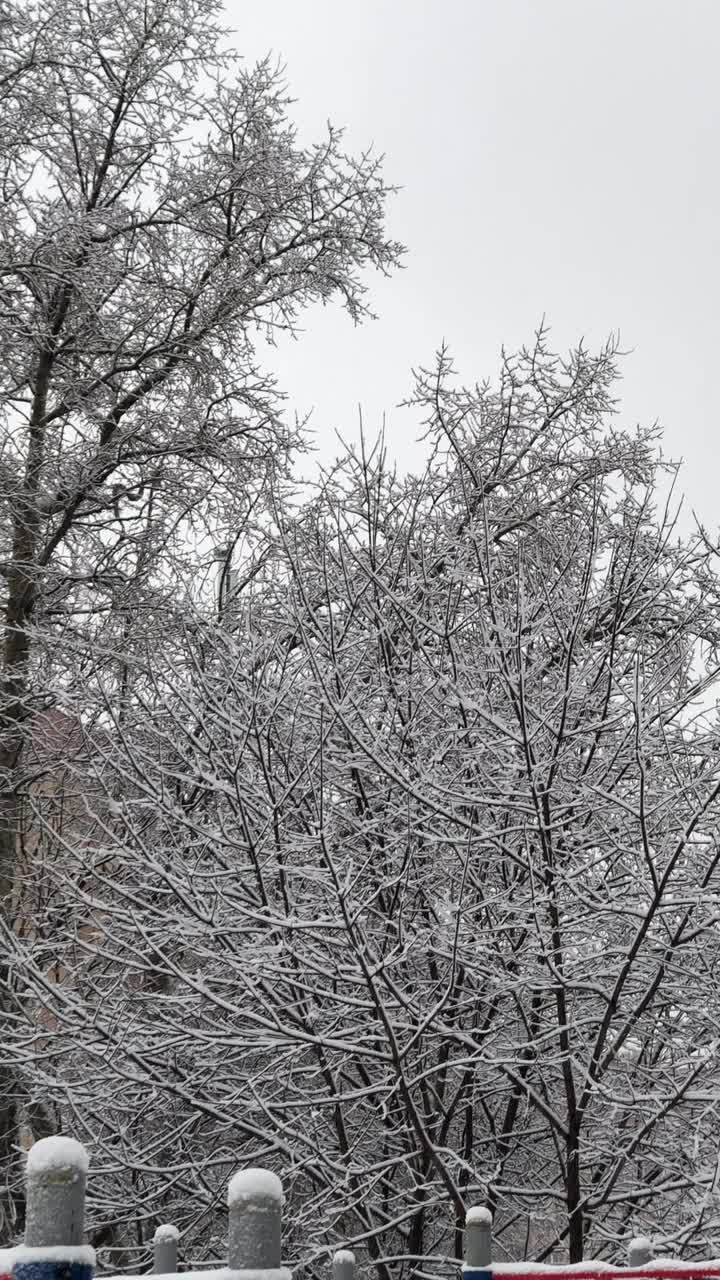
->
628 1238 653 1267
24 1138 88 1248
463 1207 492 1277
153 1225 179 1274
332 1250 356 1280
227 1170 283 1271
13 1137 93 1280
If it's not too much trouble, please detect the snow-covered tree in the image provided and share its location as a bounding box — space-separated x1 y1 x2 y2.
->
14 334 720 1271
0 0 401 1239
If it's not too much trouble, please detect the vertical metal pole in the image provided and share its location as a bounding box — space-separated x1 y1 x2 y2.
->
14 1137 93 1280
628 1238 653 1267
227 1169 283 1270
464 1207 492 1272
153 1225 179 1274
333 1250 356 1280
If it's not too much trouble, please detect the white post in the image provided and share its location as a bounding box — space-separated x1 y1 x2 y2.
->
628 1237 653 1267
24 1136 89 1247
333 1250 356 1280
227 1169 283 1270
464 1207 492 1269
153 1224 179 1274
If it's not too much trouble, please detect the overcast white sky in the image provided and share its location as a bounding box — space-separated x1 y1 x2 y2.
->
227 0 720 525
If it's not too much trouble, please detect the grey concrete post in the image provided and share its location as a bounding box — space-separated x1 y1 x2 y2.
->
227 1168 283 1270
153 1224 179 1274
628 1237 653 1267
464 1207 492 1268
333 1250 356 1280
24 1136 89 1247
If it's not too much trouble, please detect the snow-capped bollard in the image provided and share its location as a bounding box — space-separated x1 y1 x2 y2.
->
464 1206 492 1274
153 1225 179 1275
227 1169 283 1271
332 1250 356 1280
628 1237 653 1267
13 1137 94 1280
24 1138 89 1248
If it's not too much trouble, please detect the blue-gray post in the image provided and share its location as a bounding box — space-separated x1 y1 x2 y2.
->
153 1225 179 1275
227 1169 283 1270
14 1137 93 1280
628 1237 653 1267
463 1206 492 1280
333 1250 356 1280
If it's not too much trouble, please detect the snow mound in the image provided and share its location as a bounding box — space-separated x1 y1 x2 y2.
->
226 1271 291 1280
227 1169 284 1207
333 1251 356 1265
466 1207 493 1226
154 1224 180 1241
10 1245 96 1266
27 1136 89 1177
629 1238 653 1253
103 1269 291 1280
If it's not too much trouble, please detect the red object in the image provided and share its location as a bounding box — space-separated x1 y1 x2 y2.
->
495 1271 720 1280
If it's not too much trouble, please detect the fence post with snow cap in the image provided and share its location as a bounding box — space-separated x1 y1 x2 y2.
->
152 1225 178 1275
628 1238 653 1268
13 1137 94 1280
463 1206 492 1280
332 1250 355 1280
227 1169 285 1272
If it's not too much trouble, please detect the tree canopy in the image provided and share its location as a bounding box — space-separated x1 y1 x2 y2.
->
9 333 720 1271
0 0 401 1241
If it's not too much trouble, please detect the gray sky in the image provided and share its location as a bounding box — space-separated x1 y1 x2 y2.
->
227 0 720 525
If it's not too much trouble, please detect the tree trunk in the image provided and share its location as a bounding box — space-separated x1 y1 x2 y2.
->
0 348 52 1241
566 1116 583 1262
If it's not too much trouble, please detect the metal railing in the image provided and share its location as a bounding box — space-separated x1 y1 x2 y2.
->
0 1137 356 1280
5 1136 719 1280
